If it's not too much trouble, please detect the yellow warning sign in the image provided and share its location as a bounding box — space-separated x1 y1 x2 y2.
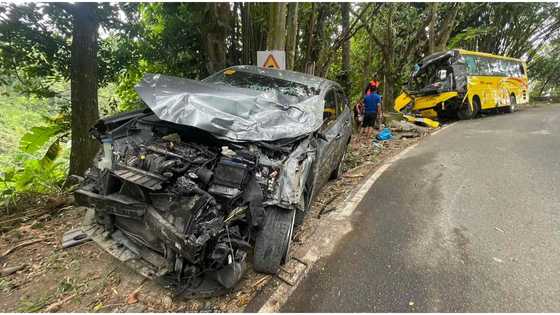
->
263 54 280 69
257 51 286 70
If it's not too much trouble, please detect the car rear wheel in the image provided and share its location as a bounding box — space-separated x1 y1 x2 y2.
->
330 150 347 180
253 207 295 274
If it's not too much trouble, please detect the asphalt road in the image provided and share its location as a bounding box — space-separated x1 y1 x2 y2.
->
281 105 560 312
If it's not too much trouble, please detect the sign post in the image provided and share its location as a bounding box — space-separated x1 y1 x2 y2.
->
257 50 286 70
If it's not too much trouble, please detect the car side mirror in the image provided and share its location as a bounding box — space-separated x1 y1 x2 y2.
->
437 69 447 81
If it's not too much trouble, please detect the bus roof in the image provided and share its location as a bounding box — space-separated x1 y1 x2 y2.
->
454 49 525 63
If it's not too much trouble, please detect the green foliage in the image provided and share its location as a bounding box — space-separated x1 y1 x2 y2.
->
19 124 67 155
115 59 164 111
529 42 560 97
448 27 492 49
450 3 560 58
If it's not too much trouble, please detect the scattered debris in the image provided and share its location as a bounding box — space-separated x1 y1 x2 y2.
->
0 264 26 276
317 193 341 218
397 132 421 139
492 257 504 263
343 173 364 179
62 228 91 249
1 238 44 259
253 275 271 288
126 281 146 305
376 127 393 141
494 227 505 233
44 293 77 312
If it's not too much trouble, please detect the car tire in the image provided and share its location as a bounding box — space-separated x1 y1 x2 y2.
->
330 150 347 180
507 94 516 113
457 98 478 120
253 207 295 274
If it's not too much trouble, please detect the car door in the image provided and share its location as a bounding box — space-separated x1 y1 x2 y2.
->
313 88 340 189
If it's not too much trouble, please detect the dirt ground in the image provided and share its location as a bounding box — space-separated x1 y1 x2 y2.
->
0 120 430 312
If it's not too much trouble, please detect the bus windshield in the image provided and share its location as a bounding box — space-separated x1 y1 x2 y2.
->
408 54 454 94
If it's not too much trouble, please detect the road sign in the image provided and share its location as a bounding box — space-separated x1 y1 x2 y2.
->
257 50 286 70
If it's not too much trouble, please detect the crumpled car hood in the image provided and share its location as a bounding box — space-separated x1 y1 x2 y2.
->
135 73 324 142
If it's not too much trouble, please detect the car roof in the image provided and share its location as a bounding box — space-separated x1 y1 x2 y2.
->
225 65 338 91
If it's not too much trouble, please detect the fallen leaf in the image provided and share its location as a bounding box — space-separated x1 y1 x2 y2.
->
93 303 104 312
126 281 145 305
127 292 139 305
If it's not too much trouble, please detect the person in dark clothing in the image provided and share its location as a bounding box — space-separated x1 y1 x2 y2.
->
362 86 382 137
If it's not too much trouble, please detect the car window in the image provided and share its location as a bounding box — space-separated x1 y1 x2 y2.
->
323 89 337 125
335 90 347 115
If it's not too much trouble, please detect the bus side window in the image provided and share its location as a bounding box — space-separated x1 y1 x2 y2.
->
477 58 491 76
498 60 509 77
505 61 515 77
518 63 525 76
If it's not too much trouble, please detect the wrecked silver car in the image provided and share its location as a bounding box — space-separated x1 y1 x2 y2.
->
75 66 352 296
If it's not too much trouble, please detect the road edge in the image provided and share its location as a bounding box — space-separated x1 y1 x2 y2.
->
249 123 454 313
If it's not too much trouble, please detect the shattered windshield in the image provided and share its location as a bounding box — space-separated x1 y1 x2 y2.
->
203 69 315 101
408 56 453 93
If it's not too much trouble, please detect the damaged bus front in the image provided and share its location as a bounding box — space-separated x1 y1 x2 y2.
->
395 49 529 127
74 68 351 297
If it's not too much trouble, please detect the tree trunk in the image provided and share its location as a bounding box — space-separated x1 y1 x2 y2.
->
382 5 396 112
309 4 330 76
434 4 461 52
285 3 298 70
341 2 351 94
303 4 318 74
241 3 254 65
427 3 438 55
362 37 374 92
229 2 241 66
69 2 99 176
266 2 287 50
203 3 230 74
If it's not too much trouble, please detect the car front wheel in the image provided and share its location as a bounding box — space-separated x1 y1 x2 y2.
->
253 207 295 274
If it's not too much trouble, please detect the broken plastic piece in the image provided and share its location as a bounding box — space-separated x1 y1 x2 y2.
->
62 228 91 249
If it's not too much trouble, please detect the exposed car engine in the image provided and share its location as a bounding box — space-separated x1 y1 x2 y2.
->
75 112 304 296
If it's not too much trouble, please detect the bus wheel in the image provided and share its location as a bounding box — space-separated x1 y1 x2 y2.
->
457 98 477 120
507 94 516 113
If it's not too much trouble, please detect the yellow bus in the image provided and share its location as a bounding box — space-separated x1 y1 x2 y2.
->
395 49 529 127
